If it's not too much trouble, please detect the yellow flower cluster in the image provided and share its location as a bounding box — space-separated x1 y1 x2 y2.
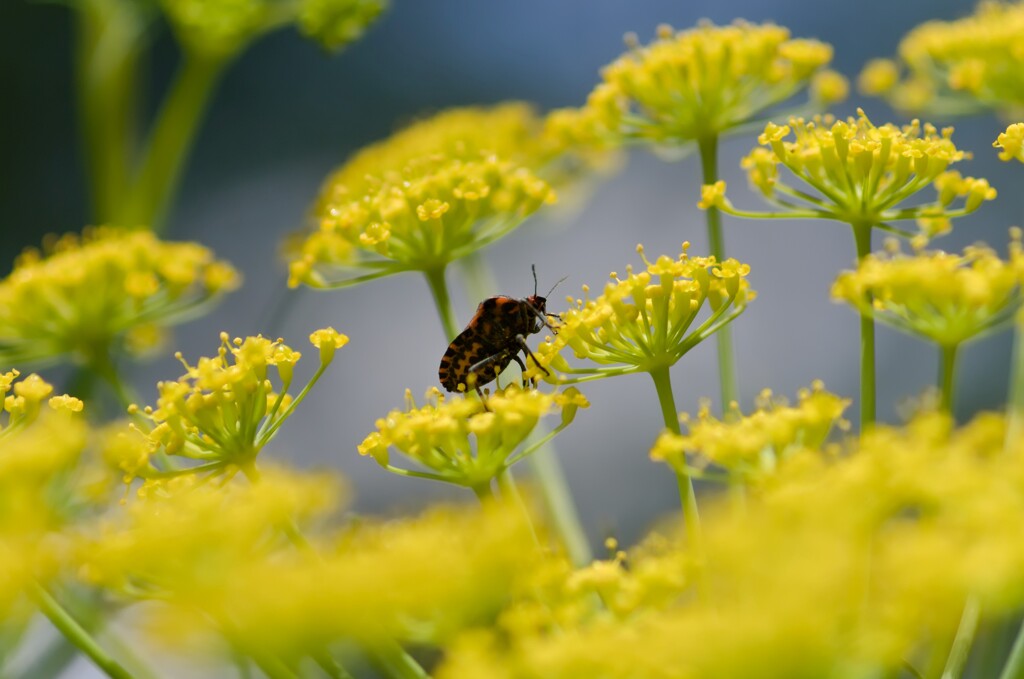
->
858 1 1024 116
0 370 84 441
439 410 1024 679
0 373 90 617
995 123 1024 163
0 228 238 369
564 21 841 147
117 329 347 482
831 236 1024 348
534 245 754 381
289 104 556 288
359 385 588 490
78 471 534 657
707 110 995 239
650 382 850 480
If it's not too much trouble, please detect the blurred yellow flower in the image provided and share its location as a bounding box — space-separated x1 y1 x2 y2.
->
651 382 850 480
831 235 1024 348
440 410 1024 679
78 473 534 658
0 228 238 370
563 21 839 148
288 104 557 289
859 1 1024 117
0 373 92 618
163 0 385 57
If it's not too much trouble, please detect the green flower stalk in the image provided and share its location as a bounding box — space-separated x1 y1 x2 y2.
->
71 0 386 228
651 382 850 485
857 1 1024 117
533 244 755 543
702 110 995 426
559 20 843 410
110 329 347 484
288 104 557 339
832 236 1024 413
358 385 588 499
0 228 239 392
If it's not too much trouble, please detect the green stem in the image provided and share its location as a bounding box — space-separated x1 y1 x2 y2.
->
496 469 542 549
942 596 981 679
365 640 431 679
249 653 298 679
525 439 592 566
999 617 1024 679
458 252 593 566
648 366 701 551
1006 318 1024 451
697 134 737 412
312 649 356 679
852 222 876 429
939 343 959 414
121 53 227 231
458 251 499 297
470 481 494 503
75 0 150 223
423 266 460 340
29 582 133 679
88 349 139 413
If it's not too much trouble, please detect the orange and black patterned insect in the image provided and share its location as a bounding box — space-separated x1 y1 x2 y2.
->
439 267 561 402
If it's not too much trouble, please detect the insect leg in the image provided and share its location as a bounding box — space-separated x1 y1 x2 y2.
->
510 354 529 388
515 334 551 383
467 351 511 411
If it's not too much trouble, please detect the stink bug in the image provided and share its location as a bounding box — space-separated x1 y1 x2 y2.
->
439 267 562 402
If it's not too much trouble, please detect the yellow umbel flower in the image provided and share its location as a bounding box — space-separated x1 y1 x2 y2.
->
650 382 850 481
566 21 841 147
995 123 1024 163
288 104 556 289
708 110 994 241
534 244 754 382
358 385 588 492
439 411 1024 679
118 329 346 482
859 1 1024 116
831 236 1024 349
0 228 238 370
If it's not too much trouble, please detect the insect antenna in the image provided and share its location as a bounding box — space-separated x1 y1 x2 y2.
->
532 264 539 297
546 276 568 298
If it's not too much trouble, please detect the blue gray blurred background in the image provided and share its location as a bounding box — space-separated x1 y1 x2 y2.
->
0 0 1006 554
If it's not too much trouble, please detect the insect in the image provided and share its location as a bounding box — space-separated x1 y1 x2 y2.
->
438 267 562 403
